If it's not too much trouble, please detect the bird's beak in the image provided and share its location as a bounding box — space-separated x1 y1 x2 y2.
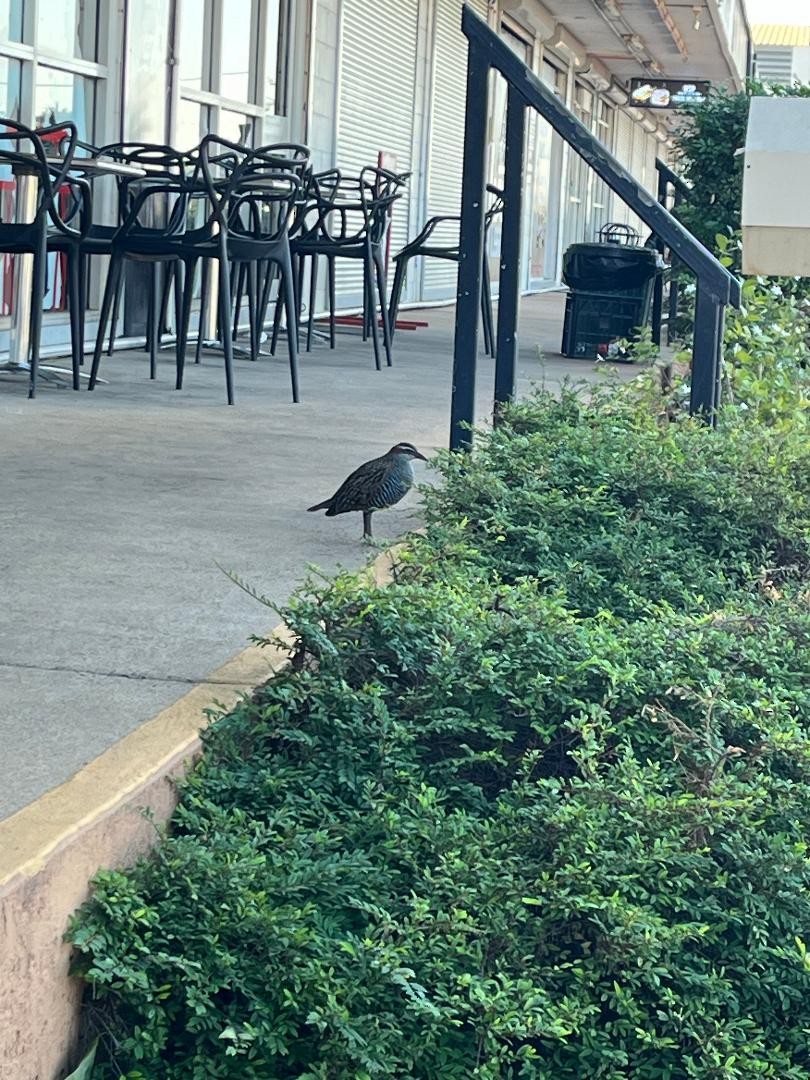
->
413 450 428 461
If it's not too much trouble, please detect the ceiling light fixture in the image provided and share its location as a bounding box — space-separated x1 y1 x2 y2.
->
692 4 702 31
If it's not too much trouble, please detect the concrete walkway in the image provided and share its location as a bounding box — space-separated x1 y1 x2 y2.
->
0 292 635 819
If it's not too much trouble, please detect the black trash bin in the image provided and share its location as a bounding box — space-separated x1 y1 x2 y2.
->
561 224 662 359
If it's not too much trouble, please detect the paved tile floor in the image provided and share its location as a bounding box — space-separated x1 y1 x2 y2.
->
0 292 636 818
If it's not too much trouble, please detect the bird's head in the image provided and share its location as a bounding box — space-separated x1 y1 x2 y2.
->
388 441 428 461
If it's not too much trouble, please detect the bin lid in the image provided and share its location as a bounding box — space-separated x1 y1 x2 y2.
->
562 243 660 291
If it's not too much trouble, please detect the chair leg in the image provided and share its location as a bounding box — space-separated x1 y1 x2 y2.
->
107 257 123 355
257 261 275 335
78 252 89 365
217 246 235 405
195 257 210 364
173 258 184 349
374 250 394 367
480 286 491 356
271 260 284 356
232 261 246 341
327 255 336 349
306 254 318 352
148 263 160 379
281 251 300 403
89 254 124 390
295 252 305 324
28 232 48 399
176 259 195 390
66 247 83 390
388 255 408 340
481 258 496 358
158 260 173 337
364 246 382 371
361 262 369 342
246 260 259 361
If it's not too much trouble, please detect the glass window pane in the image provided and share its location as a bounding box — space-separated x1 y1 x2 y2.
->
0 55 22 119
37 0 98 61
35 67 96 143
0 0 24 43
220 0 252 101
179 0 206 90
176 97 204 151
265 0 282 114
218 109 253 145
0 60 23 316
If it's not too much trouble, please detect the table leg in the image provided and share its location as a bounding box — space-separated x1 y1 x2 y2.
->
7 174 37 369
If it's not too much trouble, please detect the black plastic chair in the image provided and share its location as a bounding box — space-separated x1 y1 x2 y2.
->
281 167 407 370
0 119 79 396
89 136 303 404
388 184 504 357
227 143 311 353
87 174 191 392
175 135 303 402
91 142 191 362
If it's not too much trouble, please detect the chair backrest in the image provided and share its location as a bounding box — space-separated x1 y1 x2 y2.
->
96 141 190 224
484 184 504 228
196 134 303 246
0 118 78 223
300 167 407 246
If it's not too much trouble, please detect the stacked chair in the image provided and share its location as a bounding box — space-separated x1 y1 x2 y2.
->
388 183 504 357
0 119 86 396
281 167 408 370
88 136 306 405
0 117 503 403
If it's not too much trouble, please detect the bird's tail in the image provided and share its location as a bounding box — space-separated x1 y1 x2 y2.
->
307 499 332 513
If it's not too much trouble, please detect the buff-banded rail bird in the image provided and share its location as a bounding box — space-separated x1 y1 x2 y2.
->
308 441 428 539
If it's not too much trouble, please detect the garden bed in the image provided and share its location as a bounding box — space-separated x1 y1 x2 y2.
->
69 383 810 1079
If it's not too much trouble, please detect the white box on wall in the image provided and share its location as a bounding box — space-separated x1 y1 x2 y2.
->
742 96 810 276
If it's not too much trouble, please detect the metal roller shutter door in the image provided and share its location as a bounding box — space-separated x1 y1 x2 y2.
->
423 0 488 300
611 110 634 226
334 0 419 307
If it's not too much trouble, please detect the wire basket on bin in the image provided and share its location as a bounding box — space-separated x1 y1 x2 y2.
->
561 222 664 360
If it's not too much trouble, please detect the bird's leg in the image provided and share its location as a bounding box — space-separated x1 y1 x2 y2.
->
362 511 374 541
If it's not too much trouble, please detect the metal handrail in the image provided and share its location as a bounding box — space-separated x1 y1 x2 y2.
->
450 4 741 449
651 157 691 347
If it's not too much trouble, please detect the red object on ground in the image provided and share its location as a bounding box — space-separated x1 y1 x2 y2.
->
324 315 429 332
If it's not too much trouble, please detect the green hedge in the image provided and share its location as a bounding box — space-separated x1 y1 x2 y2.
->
69 389 810 1079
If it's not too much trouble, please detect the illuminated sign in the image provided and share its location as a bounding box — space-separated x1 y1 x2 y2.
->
628 78 711 108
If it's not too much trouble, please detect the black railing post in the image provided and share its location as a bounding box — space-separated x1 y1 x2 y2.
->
494 85 527 415
458 7 739 434
450 40 490 452
690 281 726 423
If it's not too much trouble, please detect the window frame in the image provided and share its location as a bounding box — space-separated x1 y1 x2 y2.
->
0 0 119 325
172 0 290 148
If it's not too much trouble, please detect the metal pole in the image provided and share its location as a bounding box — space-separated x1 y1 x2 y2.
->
450 40 489 452
494 85 526 413
8 173 38 369
690 280 724 424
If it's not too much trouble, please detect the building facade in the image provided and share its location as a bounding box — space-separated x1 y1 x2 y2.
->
753 24 810 86
0 0 750 353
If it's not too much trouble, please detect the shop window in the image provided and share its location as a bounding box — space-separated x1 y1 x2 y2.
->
0 0 106 317
37 0 98 62
174 0 288 147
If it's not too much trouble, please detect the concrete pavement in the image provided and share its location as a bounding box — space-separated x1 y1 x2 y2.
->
0 293 634 818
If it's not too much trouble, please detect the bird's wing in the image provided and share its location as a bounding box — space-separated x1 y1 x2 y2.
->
328 455 390 514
